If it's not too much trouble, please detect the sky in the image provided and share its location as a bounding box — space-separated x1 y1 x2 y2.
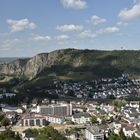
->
0 0 140 57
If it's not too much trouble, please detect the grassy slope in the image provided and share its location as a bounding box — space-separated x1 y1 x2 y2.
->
37 49 140 80
15 49 140 92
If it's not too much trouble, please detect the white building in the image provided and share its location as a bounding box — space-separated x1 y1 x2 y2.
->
2 106 23 113
85 127 104 140
113 121 122 134
135 131 140 138
123 127 135 137
72 113 91 124
21 115 47 127
47 115 65 124
113 121 122 130
37 104 72 117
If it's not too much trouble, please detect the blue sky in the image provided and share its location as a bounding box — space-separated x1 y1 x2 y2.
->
0 0 140 57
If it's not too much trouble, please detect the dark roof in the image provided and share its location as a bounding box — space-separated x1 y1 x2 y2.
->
86 126 104 135
73 113 91 118
114 120 121 124
25 133 37 138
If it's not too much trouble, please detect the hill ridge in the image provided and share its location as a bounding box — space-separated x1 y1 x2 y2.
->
0 48 140 80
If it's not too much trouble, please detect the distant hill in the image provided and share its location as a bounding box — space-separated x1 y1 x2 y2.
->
0 57 18 63
0 49 140 81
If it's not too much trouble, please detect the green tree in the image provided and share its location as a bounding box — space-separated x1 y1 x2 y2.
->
0 114 5 122
109 116 114 122
36 126 67 140
24 128 38 136
101 116 107 124
119 128 127 140
114 100 124 110
109 132 122 140
90 115 97 124
1 118 10 128
15 132 22 140
0 130 16 140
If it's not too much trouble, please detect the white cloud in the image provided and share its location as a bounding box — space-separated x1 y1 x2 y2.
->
133 0 140 4
1 39 20 50
78 30 96 38
7 18 36 32
32 35 51 41
78 27 119 39
55 35 69 40
61 0 87 9
91 15 107 25
117 21 128 26
56 24 83 32
118 2 140 22
97 27 120 35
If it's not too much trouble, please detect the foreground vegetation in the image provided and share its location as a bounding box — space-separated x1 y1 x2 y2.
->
24 126 67 140
0 130 21 140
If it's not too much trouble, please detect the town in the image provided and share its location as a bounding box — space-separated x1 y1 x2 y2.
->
0 75 140 140
25 74 140 100
1 0 140 139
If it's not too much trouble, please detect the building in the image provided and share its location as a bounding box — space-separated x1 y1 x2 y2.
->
72 113 91 124
21 114 47 127
113 120 122 134
22 132 37 140
123 126 136 137
0 93 16 99
135 131 140 138
85 127 104 140
47 115 65 124
2 106 23 114
37 104 72 117
113 120 122 129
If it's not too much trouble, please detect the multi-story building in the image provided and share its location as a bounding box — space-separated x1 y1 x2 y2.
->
21 115 47 127
85 127 104 140
37 104 72 117
2 106 23 114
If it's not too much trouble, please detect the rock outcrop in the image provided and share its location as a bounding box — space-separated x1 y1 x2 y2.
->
0 48 140 79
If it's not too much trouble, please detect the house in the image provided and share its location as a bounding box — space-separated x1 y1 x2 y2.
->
72 113 91 124
5 112 17 119
123 126 136 137
47 115 65 124
135 131 140 138
113 120 122 134
21 103 27 110
87 105 97 114
2 106 23 114
22 132 37 140
30 107 38 113
113 120 122 130
85 126 104 140
100 104 114 113
72 104 85 112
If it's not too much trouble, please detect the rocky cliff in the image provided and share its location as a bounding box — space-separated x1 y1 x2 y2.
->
0 49 80 79
0 49 140 79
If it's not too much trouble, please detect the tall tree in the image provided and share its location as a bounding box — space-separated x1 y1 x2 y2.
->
1 118 10 129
